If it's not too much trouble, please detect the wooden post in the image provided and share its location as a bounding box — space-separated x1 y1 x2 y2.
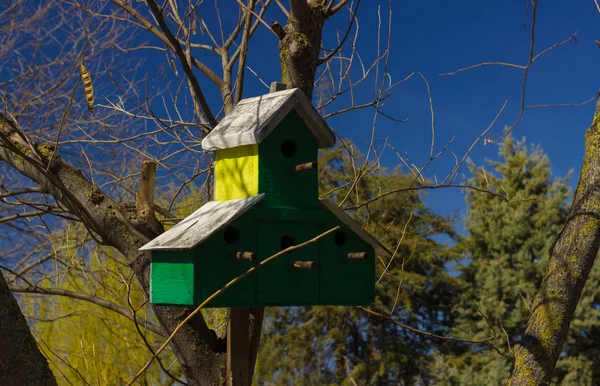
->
226 308 251 386
226 82 285 386
269 81 287 92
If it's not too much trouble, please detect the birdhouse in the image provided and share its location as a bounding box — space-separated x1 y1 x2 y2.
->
140 88 389 307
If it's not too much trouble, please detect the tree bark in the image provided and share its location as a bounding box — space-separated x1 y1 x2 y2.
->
280 0 326 99
0 272 57 386
508 98 600 384
0 115 226 385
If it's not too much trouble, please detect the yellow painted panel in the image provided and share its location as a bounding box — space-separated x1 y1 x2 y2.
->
214 145 259 200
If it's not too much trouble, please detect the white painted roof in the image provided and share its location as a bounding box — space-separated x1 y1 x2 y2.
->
320 199 392 257
139 194 264 251
139 194 389 257
202 88 336 151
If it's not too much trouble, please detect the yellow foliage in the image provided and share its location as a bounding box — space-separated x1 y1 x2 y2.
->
17 228 181 385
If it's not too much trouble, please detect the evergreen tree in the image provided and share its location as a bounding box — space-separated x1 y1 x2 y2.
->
256 143 459 385
432 135 600 385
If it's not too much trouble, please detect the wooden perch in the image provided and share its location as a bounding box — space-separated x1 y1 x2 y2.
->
347 252 367 260
235 252 256 261
291 261 316 269
293 161 317 172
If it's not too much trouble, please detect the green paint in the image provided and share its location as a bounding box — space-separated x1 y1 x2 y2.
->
258 111 319 209
256 220 320 305
150 207 376 307
319 224 375 305
250 206 336 223
196 215 258 307
150 250 195 305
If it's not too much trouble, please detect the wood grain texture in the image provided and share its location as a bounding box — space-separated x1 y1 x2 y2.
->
149 207 378 307
140 194 264 251
151 250 196 305
201 88 335 151
226 308 251 386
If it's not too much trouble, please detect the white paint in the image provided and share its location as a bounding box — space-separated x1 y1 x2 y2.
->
202 88 335 151
139 194 265 251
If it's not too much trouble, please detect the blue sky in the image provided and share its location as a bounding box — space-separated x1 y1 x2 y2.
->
305 0 600 221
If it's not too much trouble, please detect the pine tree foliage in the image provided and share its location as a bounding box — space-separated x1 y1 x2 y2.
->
431 135 600 385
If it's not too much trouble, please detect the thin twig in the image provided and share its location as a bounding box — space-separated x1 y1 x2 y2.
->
360 306 509 357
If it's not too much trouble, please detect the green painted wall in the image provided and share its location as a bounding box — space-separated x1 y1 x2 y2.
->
319 225 375 305
258 111 319 209
256 220 321 305
150 250 195 305
195 214 258 307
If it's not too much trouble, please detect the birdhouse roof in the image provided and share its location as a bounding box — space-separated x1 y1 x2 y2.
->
201 88 336 151
139 194 264 251
139 194 390 257
320 200 392 258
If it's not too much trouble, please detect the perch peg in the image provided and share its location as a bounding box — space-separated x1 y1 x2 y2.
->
235 252 256 261
291 261 316 269
293 161 317 172
347 252 368 260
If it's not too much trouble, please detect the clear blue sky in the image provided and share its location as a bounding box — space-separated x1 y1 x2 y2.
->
299 0 600 221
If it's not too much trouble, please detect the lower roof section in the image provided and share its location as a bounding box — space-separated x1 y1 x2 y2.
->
139 194 264 251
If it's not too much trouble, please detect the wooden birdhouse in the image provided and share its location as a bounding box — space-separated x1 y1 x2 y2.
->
140 88 390 307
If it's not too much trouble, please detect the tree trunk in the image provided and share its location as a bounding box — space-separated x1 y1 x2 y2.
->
280 0 326 99
508 98 600 384
0 272 57 386
0 115 226 385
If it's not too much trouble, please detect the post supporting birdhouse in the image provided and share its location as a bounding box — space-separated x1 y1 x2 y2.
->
226 307 250 386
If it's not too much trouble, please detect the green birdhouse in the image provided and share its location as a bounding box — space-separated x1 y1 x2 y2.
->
140 88 390 307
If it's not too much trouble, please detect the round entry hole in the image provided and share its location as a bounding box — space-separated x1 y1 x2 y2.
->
224 226 240 244
281 140 297 158
334 231 347 247
280 235 296 253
